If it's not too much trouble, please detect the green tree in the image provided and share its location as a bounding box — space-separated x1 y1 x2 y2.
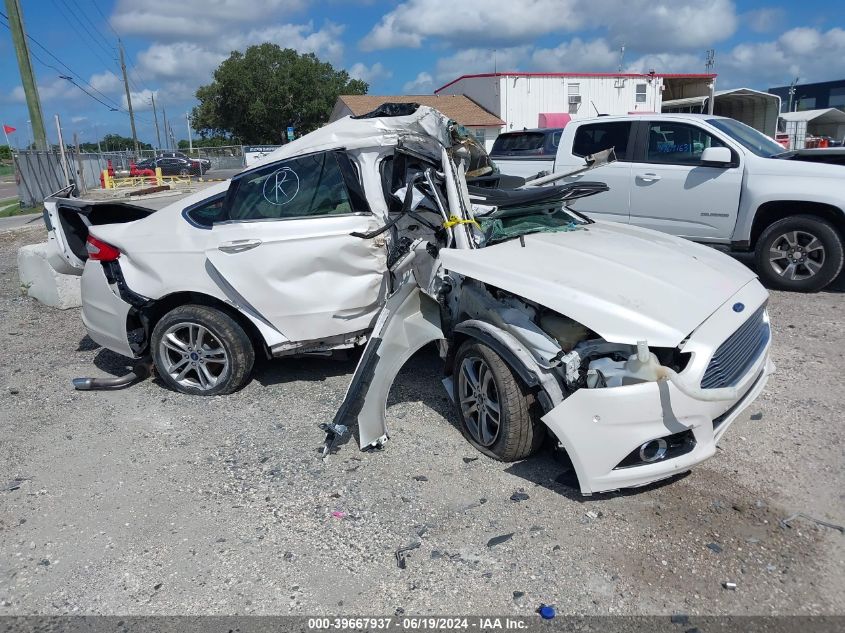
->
177 136 233 150
0 145 11 160
192 44 367 144
79 134 152 152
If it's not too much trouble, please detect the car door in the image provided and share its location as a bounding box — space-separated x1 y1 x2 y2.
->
204 150 387 344
627 120 742 240
563 120 635 223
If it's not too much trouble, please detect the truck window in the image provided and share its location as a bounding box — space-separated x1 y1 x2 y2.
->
572 122 631 160
646 122 727 165
491 132 546 154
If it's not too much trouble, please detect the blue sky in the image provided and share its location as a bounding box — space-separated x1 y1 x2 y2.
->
1 0 843 146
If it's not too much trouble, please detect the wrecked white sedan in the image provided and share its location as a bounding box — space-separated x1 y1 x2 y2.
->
45 105 774 495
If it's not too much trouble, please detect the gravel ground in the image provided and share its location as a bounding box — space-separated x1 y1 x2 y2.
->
0 224 843 616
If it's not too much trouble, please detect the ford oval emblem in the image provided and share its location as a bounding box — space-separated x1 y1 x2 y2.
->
732 302 745 313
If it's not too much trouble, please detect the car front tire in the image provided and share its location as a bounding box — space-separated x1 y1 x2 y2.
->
755 215 844 292
151 304 255 395
453 339 544 461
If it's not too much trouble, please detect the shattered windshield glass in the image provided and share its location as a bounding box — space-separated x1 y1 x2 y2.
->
477 199 587 245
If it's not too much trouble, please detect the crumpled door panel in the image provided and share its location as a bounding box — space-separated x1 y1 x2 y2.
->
323 279 443 454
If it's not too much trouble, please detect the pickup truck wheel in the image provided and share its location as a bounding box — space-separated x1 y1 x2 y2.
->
755 215 844 292
454 340 543 461
151 305 254 395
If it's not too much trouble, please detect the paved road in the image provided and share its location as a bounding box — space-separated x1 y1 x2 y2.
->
0 178 17 200
0 211 41 232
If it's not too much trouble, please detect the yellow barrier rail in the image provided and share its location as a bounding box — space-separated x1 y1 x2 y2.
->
102 167 194 190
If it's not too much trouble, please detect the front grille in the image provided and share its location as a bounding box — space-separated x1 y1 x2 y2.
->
701 306 769 389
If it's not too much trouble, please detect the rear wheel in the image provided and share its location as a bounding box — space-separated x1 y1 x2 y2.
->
151 304 254 395
755 215 844 291
453 340 543 461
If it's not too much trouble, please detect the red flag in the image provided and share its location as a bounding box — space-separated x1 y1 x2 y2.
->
2 124 15 134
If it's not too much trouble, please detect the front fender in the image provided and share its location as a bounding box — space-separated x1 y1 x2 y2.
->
733 174 845 242
453 320 565 412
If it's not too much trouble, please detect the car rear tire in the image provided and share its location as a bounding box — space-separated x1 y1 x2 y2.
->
755 215 844 292
151 304 254 395
453 339 544 461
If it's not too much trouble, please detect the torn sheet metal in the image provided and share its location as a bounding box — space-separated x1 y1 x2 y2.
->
325 279 444 453
253 107 454 171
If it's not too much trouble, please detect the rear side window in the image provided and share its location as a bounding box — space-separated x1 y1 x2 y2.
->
572 122 632 159
225 151 358 222
184 195 226 228
646 122 727 165
491 132 546 153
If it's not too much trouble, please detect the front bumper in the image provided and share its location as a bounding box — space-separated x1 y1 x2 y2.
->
80 261 136 358
542 280 774 495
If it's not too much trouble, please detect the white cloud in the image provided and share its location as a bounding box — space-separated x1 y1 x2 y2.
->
743 8 785 33
531 38 619 73
624 52 703 75
88 71 124 94
720 27 845 88
9 79 75 104
137 43 226 82
131 22 345 89
434 46 531 82
111 0 308 40
403 71 434 93
123 89 158 112
348 62 392 84
587 0 738 50
361 0 737 52
361 0 582 51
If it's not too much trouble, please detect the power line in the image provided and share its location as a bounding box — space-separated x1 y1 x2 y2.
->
68 0 114 53
0 10 151 123
49 0 116 70
90 0 119 38
0 9 122 110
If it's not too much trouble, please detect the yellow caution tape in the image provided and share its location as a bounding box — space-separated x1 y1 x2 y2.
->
443 215 481 230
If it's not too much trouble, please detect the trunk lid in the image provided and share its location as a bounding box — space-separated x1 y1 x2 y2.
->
43 189 154 271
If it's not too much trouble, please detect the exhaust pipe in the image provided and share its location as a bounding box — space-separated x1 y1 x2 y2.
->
72 359 152 391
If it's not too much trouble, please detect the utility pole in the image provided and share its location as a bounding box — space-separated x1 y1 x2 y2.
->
5 0 47 150
788 76 800 112
73 132 86 194
55 114 70 187
705 49 716 115
150 93 162 150
118 40 139 155
186 112 193 154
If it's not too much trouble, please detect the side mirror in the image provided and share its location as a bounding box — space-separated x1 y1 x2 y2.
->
701 146 733 166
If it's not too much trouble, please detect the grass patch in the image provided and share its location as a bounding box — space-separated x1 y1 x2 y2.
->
0 164 13 177
0 198 40 218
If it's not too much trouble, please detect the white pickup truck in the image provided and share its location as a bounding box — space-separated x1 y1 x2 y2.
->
499 113 845 291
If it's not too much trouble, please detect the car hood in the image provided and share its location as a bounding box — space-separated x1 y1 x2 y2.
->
439 221 759 347
753 153 845 178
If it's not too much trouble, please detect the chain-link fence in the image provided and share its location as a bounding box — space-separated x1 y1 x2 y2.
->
12 146 248 207
137 145 245 170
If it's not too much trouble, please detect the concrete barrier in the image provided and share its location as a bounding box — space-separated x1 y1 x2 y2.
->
17 242 82 310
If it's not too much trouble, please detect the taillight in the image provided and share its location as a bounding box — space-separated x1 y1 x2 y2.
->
86 235 120 261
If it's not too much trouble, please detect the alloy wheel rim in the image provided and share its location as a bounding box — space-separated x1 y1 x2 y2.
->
768 229 826 281
159 322 229 390
457 356 501 447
